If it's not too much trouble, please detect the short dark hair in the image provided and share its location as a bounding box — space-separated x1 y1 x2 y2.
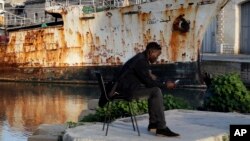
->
146 42 161 51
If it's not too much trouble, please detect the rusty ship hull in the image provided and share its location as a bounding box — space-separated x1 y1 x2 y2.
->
0 0 228 83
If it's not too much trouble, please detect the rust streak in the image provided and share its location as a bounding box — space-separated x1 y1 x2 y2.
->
169 31 179 61
77 32 83 46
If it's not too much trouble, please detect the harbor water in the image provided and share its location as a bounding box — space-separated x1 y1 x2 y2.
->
0 82 205 141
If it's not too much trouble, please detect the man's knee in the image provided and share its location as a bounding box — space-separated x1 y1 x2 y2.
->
151 87 162 97
151 87 162 93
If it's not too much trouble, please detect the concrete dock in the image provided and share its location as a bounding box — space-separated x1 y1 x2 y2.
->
62 110 250 141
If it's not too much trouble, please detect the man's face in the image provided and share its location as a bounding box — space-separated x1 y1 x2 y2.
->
148 50 161 63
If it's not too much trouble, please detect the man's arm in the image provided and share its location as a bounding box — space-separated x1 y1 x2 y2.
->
133 59 166 89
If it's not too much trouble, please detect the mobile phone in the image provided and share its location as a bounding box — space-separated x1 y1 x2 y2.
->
174 79 180 84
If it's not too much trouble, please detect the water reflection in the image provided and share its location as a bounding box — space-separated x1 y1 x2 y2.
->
0 82 99 141
0 82 206 141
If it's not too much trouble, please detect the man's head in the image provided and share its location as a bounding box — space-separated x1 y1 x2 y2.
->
145 42 162 63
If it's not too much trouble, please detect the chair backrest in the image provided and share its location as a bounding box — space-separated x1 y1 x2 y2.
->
95 72 109 101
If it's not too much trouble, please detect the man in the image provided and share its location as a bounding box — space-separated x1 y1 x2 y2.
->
116 42 180 137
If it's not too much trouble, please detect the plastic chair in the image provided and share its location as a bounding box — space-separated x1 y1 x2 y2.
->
95 72 140 136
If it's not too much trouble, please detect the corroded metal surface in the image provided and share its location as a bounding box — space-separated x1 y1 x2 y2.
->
0 15 4 26
1 0 227 68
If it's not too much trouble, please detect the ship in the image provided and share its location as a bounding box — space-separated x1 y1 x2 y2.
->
0 0 229 84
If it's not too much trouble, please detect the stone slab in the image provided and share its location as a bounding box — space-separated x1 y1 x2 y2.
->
63 109 250 141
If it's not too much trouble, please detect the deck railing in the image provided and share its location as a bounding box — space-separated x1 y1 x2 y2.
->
45 0 151 13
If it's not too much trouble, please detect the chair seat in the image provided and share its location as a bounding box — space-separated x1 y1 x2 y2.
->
112 93 148 102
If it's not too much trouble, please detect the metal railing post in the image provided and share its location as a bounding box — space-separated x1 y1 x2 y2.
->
24 17 26 25
5 14 8 27
66 0 69 6
34 13 36 23
14 16 16 26
92 0 96 13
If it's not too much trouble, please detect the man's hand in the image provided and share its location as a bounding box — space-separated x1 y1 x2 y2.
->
166 81 176 89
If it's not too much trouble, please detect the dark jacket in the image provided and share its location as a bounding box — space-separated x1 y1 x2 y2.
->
116 51 165 97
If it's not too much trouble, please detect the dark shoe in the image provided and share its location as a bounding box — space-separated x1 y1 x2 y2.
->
156 127 180 137
148 123 157 131
98 92 109 108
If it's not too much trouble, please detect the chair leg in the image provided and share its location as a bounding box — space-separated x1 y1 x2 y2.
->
133 111 140 136
102 102 110 131
106 114 111 136
105 102 112 136
102 118 106 131
129 101 140 136
128 102 136 131
103 101 140 136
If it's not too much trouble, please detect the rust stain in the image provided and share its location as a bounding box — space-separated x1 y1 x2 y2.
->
160 59 165 63
0 15 4 26
197 39 201 52
182 52 186 57
86 31 94 44
59 27 67 48
143 28 152 44
95 36 100 45
169 31 179 61
106 56 113 64
77 32 83 46
160 30 166 46
119 4 134 14
178 4 185 14
106 56 118 65
9 36 16 46
198 25 204 36
134 46 140 54
116 57 122 65
169 4 193 61
140 12 150 22
68 28 73 35
61 8 68 15
93 55 100 64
